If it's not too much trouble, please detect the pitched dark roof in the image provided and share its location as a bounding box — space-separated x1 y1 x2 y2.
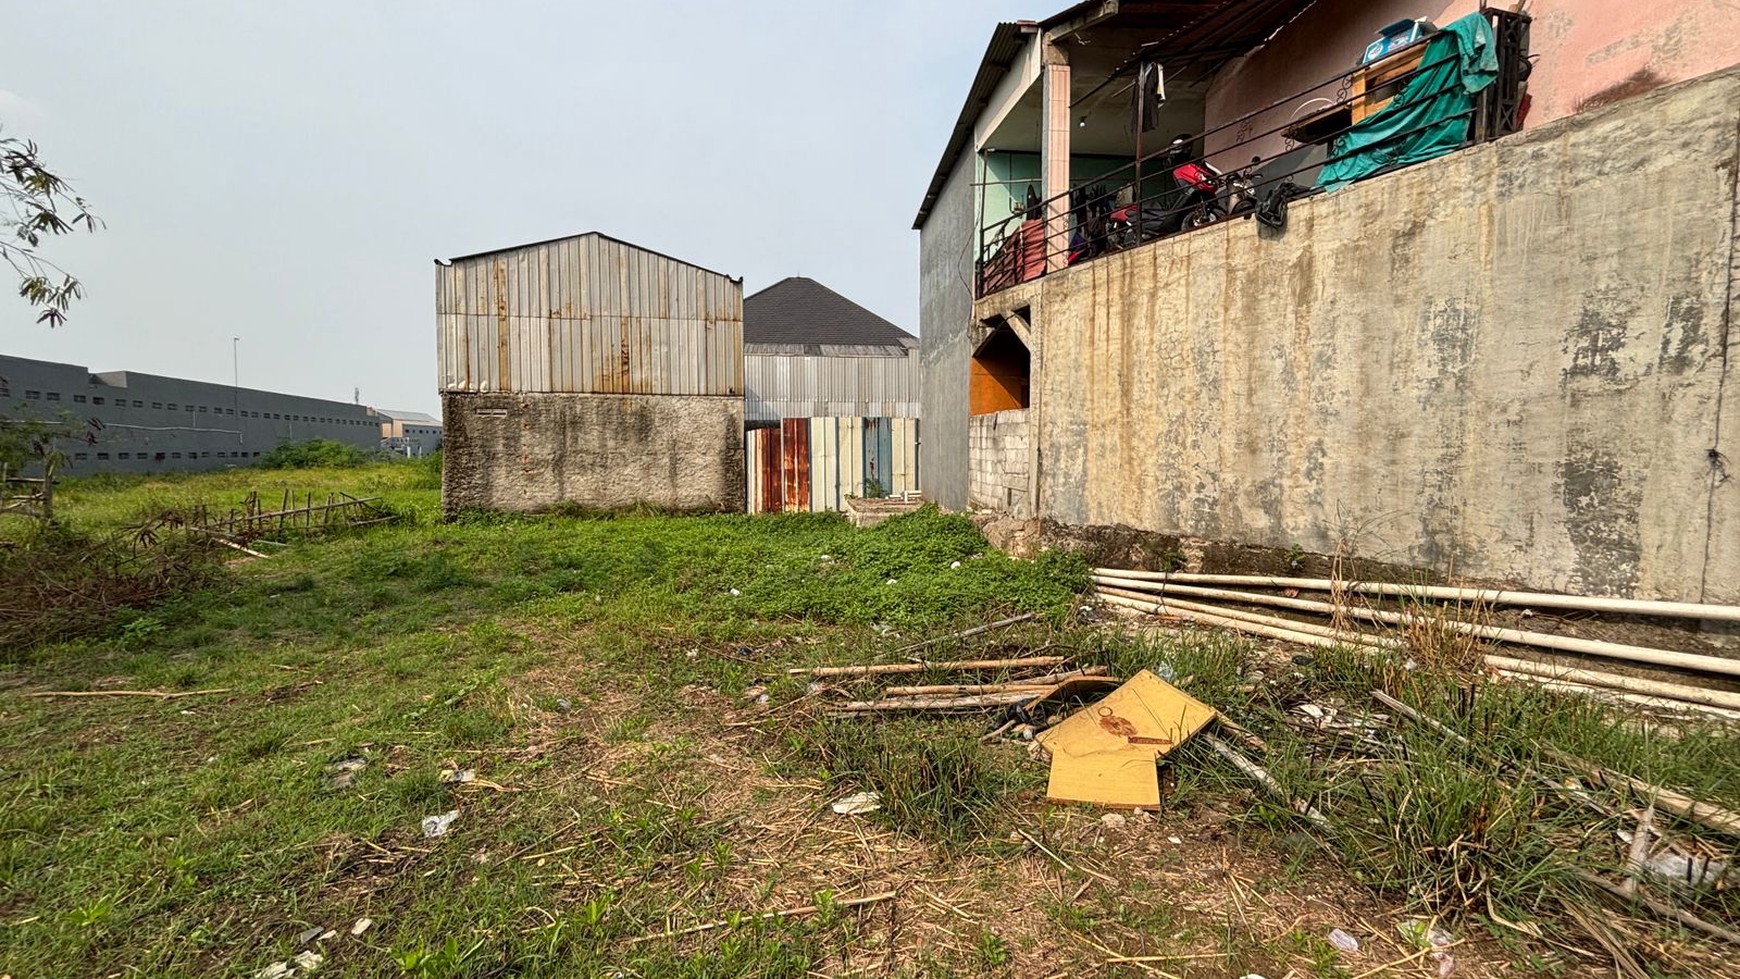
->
743 278 915 348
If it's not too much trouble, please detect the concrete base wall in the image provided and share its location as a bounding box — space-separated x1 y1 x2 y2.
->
442 392 745 515
969 409 1032 516
973 68 1740 604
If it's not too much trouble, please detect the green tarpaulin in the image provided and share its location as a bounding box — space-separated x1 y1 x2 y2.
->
1317 14 1498 191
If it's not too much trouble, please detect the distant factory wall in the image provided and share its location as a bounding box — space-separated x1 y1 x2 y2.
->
0 353 379 476
442 392 745 515
744 347 920 422
436 233 743 397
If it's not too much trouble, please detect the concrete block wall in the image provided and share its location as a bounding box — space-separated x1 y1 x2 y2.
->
973 67 1740 604
442 392 745 516
968 409 1031 516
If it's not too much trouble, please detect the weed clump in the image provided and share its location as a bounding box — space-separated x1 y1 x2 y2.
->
258 438 376 469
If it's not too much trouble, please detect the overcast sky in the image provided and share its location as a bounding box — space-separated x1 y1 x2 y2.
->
1 1 1031 413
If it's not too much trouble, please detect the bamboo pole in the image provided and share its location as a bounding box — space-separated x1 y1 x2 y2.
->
789 656 1066 678
1092 569 1740 623
831 690 1053 713
1487 656 1740 712
1094 576 1740 679
1095 591 1389 653
893 612 1038 654
1096 586 1400 650
1501 675 1740 722
881 682 1055 697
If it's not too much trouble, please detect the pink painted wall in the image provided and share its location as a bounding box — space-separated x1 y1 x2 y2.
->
1204 0 1740 164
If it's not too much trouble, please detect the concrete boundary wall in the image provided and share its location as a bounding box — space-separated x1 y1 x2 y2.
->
975 67 1740 604
441 392 745 516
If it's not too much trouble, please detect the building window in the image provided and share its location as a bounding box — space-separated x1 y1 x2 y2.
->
170 452 181 459
272 413 280 419
153 402 163 409
154 452 165 461
198 405 207 413
186 405 195 412
225 408 234 415
24 390 40 400
74 452 88 461
96 452 109 460
133 400 143 408
92 396 105 405
200 452 209 458
45 392 60 401
118 452 130 460
166 403 177 410
73 394 87 403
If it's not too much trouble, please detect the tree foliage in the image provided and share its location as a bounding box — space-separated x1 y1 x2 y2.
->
2 128 99 326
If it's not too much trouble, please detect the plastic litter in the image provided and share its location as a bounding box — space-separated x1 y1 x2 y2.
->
351 917 373 937
440 769 476 784
1397 918 1455 948
949 561 962 569
1432 951 1456 977
830 791 883 815
729 588 741 597
327 757 367 790
297 926 324 944
421 810 459 838
1327 928 1360 953
291 951 323 972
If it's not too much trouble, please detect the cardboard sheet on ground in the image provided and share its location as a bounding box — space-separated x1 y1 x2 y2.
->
1039 669 1217 807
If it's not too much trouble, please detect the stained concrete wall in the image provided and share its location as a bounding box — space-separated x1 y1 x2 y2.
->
975 68 1740 604
917 151 978 510
441 392 745 516
969 409 1032 516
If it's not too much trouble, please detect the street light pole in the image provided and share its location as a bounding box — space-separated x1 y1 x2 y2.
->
232 337 242 444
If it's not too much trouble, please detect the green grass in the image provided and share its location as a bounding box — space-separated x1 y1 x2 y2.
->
4 462 1738 977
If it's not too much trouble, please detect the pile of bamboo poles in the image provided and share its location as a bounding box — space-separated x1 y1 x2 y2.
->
1091 569 1740 720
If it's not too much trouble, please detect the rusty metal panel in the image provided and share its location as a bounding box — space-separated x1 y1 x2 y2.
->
781 418 811 513
435 232 741 396
758 427 784 513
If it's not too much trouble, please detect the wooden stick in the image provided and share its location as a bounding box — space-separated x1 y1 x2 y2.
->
26 688 231 700
1091 568 1740 623
1201 732 1330 829
891 612 1039 654
790 655 1065 678
881 682 1055 697
628 890 895 944
1015 828 1117 884
831 690 1051 713
880 666 1107 696
1574 869 1740 946
1371 690 1469 746
1547 750 1740 838
210 537 269 559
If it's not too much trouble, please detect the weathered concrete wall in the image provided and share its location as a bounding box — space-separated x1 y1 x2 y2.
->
917 151 978 510
442 392 745 515
969 409 1032 516
977 68 1740 604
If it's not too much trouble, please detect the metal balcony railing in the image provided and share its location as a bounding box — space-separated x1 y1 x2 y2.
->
975 8 1531 299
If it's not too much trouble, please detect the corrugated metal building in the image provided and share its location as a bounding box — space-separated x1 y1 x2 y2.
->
741 277 921 512
436 232 745 515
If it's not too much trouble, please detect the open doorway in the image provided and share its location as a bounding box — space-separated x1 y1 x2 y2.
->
970 324 1030 416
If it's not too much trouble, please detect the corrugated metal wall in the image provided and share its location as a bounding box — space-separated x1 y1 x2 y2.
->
746 417 921 514
744 350 921 421
436 234 743 396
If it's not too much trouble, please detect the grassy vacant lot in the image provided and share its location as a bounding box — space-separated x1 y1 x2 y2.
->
2 461 1737 978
